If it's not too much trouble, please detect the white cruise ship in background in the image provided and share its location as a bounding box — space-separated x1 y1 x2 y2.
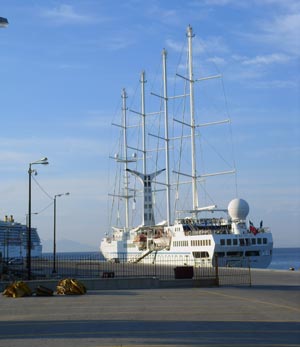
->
100 25 273 268
0 215 42 260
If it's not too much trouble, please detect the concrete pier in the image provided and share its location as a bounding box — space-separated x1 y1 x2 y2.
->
0 269 299 347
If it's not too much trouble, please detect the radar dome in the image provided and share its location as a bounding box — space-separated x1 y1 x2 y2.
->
228 198 249 221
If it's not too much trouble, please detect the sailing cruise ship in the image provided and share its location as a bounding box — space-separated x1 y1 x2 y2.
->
100 25 273 268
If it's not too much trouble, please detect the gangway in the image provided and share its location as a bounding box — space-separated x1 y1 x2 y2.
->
131 249 153 263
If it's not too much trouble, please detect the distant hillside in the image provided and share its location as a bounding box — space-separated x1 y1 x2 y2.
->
42 239 98 253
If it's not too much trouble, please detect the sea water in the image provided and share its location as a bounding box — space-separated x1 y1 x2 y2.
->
268 248 300 270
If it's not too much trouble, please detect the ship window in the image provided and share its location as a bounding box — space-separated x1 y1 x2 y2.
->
257 238 262 244
233 239 238 245
220 239 225 246
216 252 225 257
263 238 267 244
245 250 260 256
251 239 256 245
174 241 189 247
226 239 231 245
193 251 209 258
227 251 243 257
240 239 245 246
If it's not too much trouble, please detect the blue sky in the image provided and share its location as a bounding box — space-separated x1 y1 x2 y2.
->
0 0 299 251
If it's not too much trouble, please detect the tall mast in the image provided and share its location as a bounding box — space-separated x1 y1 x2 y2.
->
140 71 147 176
121 88 130 229
127 71 165 226
187 25 198 213
162 49 171 226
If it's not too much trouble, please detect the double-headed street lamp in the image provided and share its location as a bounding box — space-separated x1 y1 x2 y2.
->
52 192 70 274
27 157 49 280
0 17 9 28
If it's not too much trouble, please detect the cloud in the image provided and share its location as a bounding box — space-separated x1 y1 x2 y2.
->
228 53 296 85
165 39 185 53
207 56 226 66
242 53 291 65
41 4 94 25
146 4 182 26
58 63 88 70
0 135 107 171
251 79 298 89
166 36 229 55
106 36 136 51
258 12 300 55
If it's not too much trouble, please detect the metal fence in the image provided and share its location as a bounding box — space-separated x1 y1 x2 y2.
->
0 253 251 286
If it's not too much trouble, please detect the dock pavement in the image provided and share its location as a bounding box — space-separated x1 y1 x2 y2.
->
0 269 299 347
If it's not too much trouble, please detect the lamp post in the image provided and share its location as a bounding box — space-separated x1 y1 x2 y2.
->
52 192 70 274
27 157 49 280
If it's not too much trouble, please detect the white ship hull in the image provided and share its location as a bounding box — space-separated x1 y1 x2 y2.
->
101 224 273 268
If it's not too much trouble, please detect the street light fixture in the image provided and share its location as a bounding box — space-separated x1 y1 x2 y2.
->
52 192 70 274
27 157 49 280
0 17 8 28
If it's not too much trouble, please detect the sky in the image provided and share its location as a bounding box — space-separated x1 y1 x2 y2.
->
0 0 299 251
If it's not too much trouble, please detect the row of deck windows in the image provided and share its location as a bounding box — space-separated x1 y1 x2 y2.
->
173 239 211 247
220 238 268 246
173 241 188 247
216 250 261 257
191 239 211 247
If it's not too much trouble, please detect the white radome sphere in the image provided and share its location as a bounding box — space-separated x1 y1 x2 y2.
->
228 198 249 220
